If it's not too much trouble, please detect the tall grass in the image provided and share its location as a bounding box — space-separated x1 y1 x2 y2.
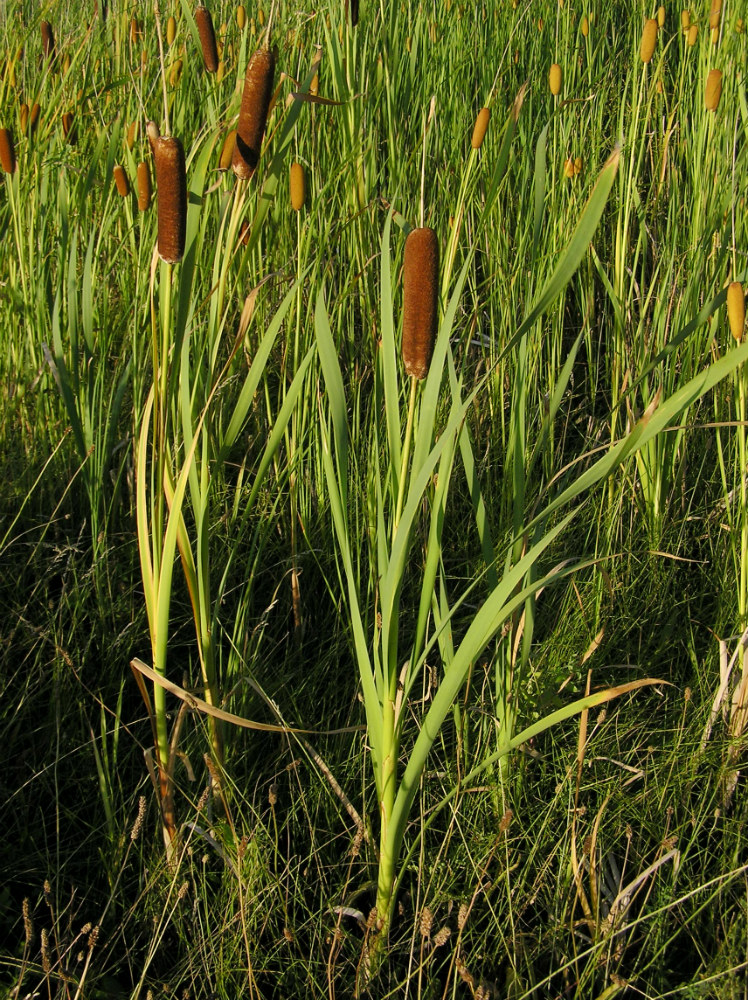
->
2 1 748 997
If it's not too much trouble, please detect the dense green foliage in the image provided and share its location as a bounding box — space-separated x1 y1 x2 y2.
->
1 0 747 997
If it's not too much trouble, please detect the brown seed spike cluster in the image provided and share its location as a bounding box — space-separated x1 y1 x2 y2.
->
0 128 16 174
290 161 305 210
640 19 658 63
232 48 275 179
196 6 219 74
113 164 129 196
402 227 439 379
727 282 745 342
41 20 55 62
137 161 152 211
153 136 187 263
705 69 723 111
471 107 490 149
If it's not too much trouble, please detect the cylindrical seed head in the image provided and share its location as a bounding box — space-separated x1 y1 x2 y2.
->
581 15 589 36
237 4 246 29
232 48 275 179
170 58 183 87
657 6 665 27
153 135 187 263
130 17 141 44
727 282 745 342
113 164 130 197
20 102 29 132
41 20 55 62
30 102 40 131
290 161 305 210
705 68 722 110
62 111 74 142
126 121 137 150
402 227 439 380
687 23 698 45
710 0 722 30
137 160 152 211
196 6 219 73
471 107 490 149
219 129 236 169
0 128 17 174
166 16 177 46
681 9 691 31
549 62 562 95
640 19 658 62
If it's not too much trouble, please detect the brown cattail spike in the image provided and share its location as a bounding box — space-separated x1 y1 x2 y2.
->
727 282 745 342
153 135 187 263
20 103 29 132
549 63 562 95
196 6 219 74
705 68 723 110
290 161 305 210
219 130 236 170
113 164 130 197
710 0 722 30
41 21 55 62
30 102 40 132
471 107 490 150
0 128 17 174
232 48 275 179
62 112 74 142
137 161 152 211
640 19 658 62
403 227 439 380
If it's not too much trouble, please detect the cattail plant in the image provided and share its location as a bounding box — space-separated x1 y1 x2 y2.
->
402 227 439 379
170 58 183 86
126 121 137 150
549 63 562 95
232 47 275 179
166 15 177 46
681 9 691 31
657 5 665 27
30 102 40 132
195 6 219 74
710 0 722 30
345 0 359 26
152 135 187 263
0 128 16 174
19 102 28 132
640 19 658 62
471 107 490 150
62 112 74 142
40 21 55 63
705 68 723 110
218 129 236 170
728 282 745 342
113 164 130 197
237 5 246 29
130 17 141 45
581 15 589 36
289 161 305 211
687 23 698 45
137 161 152 211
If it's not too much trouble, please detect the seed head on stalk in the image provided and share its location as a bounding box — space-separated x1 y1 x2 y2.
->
152 134 187 263
0 128 17 173
232 47 275 179
196 5 219 73
727 282 745 342
705 68 723 111
402 227 439 379
640 19 658 63
471 107 490 149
